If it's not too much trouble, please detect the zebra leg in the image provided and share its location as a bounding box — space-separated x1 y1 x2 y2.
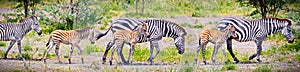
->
249 41 263 63
117 43 126 65
202 44 208 64
68 45 74 64
147 41 155 63
127 44 135 64
212 44 221 64
102 40 114 64
4 41 16 59
148 41 160 63
75 44 84 64
43 43 55 64
227 39 239 63
55 43 62 64
17 40 24 60
222 45 227 63
109 45 117 65
195 45 201 64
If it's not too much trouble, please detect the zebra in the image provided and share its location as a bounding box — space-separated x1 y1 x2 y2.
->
217 17 294 63
101 18 187 64
108 23 150 65
195 24 236 64
43 27 102 64
0 16 42 60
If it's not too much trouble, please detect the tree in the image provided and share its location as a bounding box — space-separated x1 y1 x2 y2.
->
237 0 296 18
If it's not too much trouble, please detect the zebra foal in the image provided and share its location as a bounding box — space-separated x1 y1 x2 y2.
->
0 16 42 60
43 27 101 64
195 24 236 64
108 23 149 65
218 17 294 63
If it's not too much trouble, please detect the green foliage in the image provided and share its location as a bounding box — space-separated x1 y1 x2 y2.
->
296 54 300 62
133 45 150 62
0 50 5 57
63 55 69 58
156 47 181 62
180 23 203 29
254 65 272 72
0 41 6 47
22 40 32 51
221 64 237 71
84 45 102 54
179 64 194 72
237 0 298 18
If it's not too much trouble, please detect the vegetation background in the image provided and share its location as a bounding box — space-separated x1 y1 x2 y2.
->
0 0 299 72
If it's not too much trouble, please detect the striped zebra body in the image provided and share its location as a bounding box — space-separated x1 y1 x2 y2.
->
0 16 42 60
108 24 149 65
217 17 294 63
195 24 236 64
102 18 186 64
43 27 100 64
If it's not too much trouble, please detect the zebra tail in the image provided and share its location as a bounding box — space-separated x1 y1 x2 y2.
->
96 25 113 40
46 36 52 47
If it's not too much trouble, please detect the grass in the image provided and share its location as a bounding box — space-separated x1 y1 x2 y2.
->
0 50 5 57
296 54 300 62
254 65 272 72
0 41 6 47
179 63 195 72
221 63 237 71
83 44 103 54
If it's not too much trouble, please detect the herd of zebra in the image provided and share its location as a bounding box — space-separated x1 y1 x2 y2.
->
0 15 295 65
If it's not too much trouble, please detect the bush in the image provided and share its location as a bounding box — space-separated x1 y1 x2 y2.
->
296 54 300 62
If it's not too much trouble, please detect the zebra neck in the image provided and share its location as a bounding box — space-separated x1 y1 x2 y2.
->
21 23 33 35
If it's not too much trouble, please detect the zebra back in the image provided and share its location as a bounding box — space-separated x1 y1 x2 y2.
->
218 17 293 42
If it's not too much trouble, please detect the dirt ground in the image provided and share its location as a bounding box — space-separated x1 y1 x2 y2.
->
0 16 299 72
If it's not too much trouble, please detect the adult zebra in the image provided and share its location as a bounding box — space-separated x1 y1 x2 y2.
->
0 16 42 60
217 17 294 63
101 18 187 64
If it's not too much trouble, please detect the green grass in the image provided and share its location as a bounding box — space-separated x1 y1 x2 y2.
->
0 41 6 47
0 50 5 57
22 41 32 51
84 45 103 54
179 64 195 72
254 65 272 72
296 54 300 62
221 64 237 71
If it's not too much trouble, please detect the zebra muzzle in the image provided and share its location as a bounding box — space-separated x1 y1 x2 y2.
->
38 31 42 36
288 38 294 43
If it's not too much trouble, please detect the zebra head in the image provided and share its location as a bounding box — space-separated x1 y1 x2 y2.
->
20 16 42 35
224 24 237 38
280 19 294 43
133 23 150 38
174 32 186 54
88 28 97 44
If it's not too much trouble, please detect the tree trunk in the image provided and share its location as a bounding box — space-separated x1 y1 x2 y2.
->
23 0 28 17
258 0 266 18
135 0 138 14
142 0 144 14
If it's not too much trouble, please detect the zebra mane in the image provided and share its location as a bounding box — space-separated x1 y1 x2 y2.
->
19 16 37 23
75 27 93 33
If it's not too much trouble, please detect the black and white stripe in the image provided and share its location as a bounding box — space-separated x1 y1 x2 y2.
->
0 16 42 59
102 18 187 64
217 17 294 63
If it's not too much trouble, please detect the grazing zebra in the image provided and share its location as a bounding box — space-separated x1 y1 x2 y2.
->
0 16 42 60
108 23 150 65
195 24 236 64
217 17 294 63
43 27 101 64
101 18 187 64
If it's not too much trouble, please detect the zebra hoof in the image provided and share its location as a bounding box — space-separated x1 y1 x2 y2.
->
256 59 262 63
102 58 106 64
109 61 113 65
